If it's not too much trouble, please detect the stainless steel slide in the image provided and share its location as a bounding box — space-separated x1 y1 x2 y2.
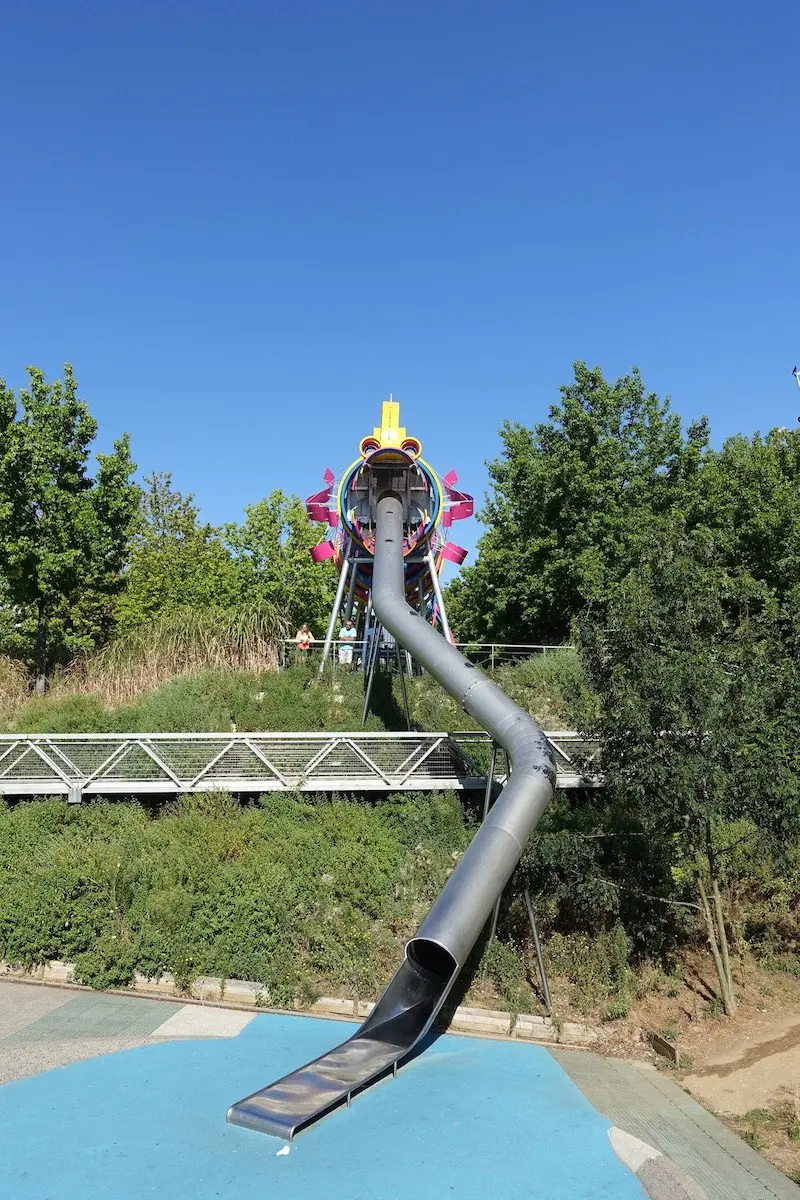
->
227 493 556 1139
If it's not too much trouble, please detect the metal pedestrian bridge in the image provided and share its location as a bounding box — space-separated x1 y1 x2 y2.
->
0 730 601 803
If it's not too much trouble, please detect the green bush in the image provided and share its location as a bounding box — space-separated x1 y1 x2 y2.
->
11 694 119 734
6 666 388 734
0 792 468 1001
396 653 581 734
493 652 584 728
5 657 579 735
481 939 531 1014
545 925 635 1015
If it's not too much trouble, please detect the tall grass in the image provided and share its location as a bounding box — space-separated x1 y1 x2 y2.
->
0 655 29 721
53 603 289 704
7 649 582 735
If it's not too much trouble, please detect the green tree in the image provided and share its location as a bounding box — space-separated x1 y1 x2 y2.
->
686 427 800 618
116 473 241 629
223 490 335 631
575 522 797 1014
0 365 138 690
447 363 707 643
117 480 333 639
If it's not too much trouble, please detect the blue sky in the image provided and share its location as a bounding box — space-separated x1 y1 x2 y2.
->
2 0 798 568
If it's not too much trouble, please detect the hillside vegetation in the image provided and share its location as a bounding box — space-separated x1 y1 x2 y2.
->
2 785 797 1033
0 792 472 999
1 359 798 1053
2 654 581 735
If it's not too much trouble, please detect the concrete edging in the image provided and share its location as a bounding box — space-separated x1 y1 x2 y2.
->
0 960 598 1046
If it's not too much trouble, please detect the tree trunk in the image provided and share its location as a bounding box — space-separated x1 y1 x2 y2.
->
705 819 736 1013
712 877 736 1014
697 874 734 1015
34 600 48 694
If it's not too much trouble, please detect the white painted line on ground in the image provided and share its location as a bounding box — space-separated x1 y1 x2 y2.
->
150 1005 257 1039
609 1127 708 1199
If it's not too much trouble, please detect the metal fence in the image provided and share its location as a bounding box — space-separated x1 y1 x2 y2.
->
0 730 601 802
280 640 574 671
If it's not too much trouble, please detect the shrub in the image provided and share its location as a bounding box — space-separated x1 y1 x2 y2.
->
0 792 468 1000
5 656 574 736
481 939 531 1014
399 654 581 734
10 694 118 734
493 651 584 728
545 925 635 1015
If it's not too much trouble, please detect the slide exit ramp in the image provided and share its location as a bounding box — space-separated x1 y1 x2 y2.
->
227 493 556 1140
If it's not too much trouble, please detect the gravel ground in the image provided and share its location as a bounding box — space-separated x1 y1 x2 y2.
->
0 1036 154 1085
0 981 181 1085
0 980 74 1038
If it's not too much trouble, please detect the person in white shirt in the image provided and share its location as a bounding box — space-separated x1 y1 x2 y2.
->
338 619 357 666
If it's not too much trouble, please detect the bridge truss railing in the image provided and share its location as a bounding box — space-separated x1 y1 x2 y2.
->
0 730 601 803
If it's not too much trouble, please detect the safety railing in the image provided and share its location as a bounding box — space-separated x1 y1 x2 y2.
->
280 640 574 671
0 730 601 802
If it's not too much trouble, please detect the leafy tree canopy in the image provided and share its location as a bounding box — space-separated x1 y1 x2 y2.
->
574 520 800 1010
576 524 791 842
223 490 335 632
115 473 241 630
0 365 137 688
448 362 707 643
686 427 800 618
118 479 334 637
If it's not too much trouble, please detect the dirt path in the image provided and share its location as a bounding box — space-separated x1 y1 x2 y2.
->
683 1014 800 1115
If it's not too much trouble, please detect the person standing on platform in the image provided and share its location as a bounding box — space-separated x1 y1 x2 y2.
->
295 623 314 663
338 618 357 667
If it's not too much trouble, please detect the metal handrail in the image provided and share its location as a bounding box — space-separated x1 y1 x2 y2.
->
280 638 575 671
0 730 601 801
282 639 573 651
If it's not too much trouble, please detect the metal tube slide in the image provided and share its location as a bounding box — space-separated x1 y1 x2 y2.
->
373 495 556 970
226 494 555 1140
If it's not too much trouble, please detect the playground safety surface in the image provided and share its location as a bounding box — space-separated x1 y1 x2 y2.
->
1 980 797 1200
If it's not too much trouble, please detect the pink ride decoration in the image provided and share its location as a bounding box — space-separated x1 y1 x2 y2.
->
304 399 473 662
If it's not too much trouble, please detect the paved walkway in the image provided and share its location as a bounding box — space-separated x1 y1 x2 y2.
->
1 981 797 1200
553 1048 800 1200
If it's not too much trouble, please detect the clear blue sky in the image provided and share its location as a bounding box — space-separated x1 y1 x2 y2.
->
2 0 798 567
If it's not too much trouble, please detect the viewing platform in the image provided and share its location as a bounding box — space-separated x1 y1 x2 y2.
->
280 639 575 671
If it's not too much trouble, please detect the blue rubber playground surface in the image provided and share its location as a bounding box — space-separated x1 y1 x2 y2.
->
0 1009 645 1200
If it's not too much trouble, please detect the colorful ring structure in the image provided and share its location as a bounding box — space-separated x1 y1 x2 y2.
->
335 448 444 607
307 401 470 613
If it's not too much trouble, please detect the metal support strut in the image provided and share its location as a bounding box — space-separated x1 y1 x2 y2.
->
525 888 552 1013
426 548 453 643
318 550 351 676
